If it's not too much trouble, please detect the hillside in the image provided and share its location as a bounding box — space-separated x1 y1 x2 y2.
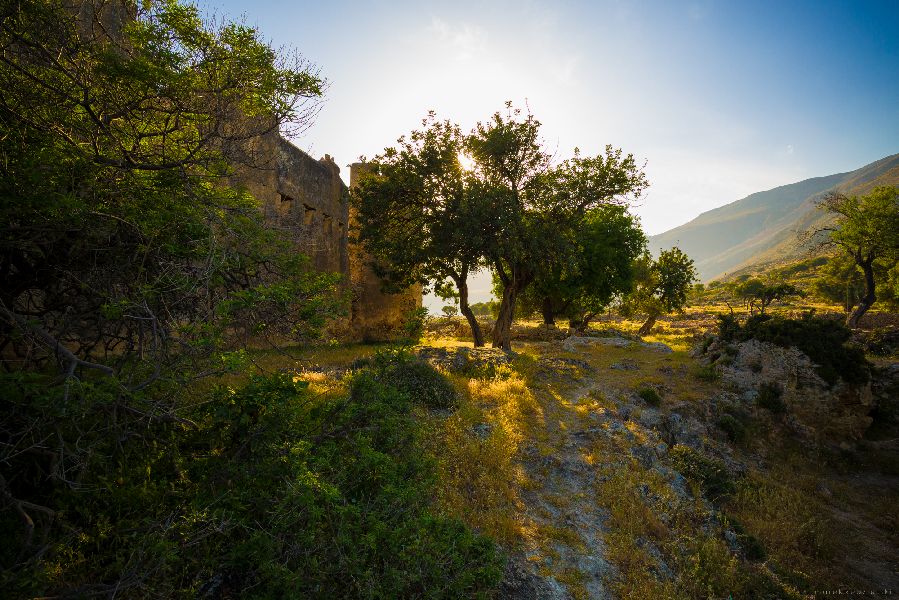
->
649 153 899 281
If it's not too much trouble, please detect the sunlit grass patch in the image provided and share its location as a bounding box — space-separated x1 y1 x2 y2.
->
422 367 544 547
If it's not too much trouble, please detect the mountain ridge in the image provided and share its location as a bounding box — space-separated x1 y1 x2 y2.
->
649 152 899 281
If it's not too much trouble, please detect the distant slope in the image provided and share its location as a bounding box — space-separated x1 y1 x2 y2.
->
649 153 899 281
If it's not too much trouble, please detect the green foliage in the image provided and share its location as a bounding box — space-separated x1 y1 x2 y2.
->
757 382 787 414
716 313 742 342
529 203 647 328
1 358 500 597
0 0 343 367
368 349 458 410
734 279 802 314
637 387 662 407
401 306 429 347
816 186 899 324
717 414 747 443
727 313 869 385
621 247 697 334
669 445 735 500
469 301 499 318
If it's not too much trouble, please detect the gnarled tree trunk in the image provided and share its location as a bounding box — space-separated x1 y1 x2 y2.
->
638 314 657 336
453 275 484 347
847 256 875 329
491 266 531 352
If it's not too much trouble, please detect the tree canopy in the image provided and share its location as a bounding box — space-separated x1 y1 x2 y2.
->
622 247 698 335
524 204 647 331
815 186 899 327
355 103 648 350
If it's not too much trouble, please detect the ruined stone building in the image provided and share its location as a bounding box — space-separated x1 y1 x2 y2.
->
232 132 421 342
69 0 421 341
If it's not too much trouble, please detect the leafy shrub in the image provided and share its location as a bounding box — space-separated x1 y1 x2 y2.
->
757 382 787 414
669 445 735 500
1 360 500 597
716 313 742 342
369 349 458 409
717 414 747 443
401 306 429 346
637 387 662 406
718 313 869 385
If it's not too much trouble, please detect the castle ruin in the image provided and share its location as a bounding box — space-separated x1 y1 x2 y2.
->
231 130 421 342
67 0 421 341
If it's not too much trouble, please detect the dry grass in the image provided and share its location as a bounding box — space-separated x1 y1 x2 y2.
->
421 370 543 546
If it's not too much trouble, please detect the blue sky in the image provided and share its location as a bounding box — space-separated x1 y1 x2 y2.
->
199 0 898 305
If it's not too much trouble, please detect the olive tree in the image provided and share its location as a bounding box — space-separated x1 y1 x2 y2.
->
623 247 698 336
468 105 648 350
814 186 899 327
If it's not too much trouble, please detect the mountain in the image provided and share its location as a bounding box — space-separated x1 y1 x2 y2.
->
648 153 899 281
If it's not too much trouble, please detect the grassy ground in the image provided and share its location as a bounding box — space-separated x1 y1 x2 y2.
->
235 303 897 598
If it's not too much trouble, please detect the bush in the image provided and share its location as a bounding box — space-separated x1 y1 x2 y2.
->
691 363 720 382
757 382 787 414
717 414 747 443
1 360 500 597
369 349 458 410
717 313 869 385
669 445 735 500
717 313 742 342
637 387 662 406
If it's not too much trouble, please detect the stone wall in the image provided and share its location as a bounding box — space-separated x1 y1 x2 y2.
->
231 143 421 342
274 140 349 275
348 163 423 342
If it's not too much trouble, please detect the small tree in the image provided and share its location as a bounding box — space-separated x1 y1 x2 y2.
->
623 248 697 336
353 115 489 346
735 279 802 315
813 186 899 327
441 305 459 318
526 204 646 331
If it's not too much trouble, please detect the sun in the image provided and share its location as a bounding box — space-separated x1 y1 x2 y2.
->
457 151 476 172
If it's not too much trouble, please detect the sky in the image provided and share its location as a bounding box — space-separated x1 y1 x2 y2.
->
200 0 898 308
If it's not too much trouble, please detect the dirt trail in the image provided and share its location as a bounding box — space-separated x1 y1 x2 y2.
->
499 342 684 599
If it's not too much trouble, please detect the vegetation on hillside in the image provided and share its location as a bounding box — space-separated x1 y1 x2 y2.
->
812 186 899 327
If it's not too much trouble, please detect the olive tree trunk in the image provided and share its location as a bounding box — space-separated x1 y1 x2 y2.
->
847 257 876 329
638 314 657 336
454 275 485 347
491 268 531 352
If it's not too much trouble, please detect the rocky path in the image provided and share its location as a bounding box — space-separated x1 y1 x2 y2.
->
498 340 687 600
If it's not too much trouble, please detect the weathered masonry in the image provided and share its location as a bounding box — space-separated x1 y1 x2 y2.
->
232 131 421 342
70 0 420 341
